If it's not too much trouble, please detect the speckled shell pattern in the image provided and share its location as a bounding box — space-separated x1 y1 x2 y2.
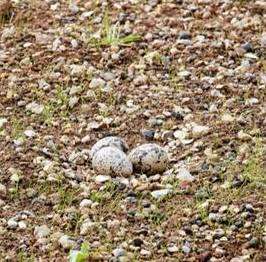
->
128 144 169 174
90 136 129 159
92 147 133 177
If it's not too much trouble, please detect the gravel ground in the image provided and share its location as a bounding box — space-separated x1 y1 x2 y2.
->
0 0 265 261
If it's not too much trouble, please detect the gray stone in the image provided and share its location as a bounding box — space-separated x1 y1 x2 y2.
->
94 175 111 184
7 218 18 229
179 31 191 40
58 235 75 249
26 102 44 114
113 248 126 257
89 78 105 89
176 168 195 182
34 225 50 238
151 189 172 199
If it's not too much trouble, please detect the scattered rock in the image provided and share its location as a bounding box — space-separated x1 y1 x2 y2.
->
0 118 7 128
7 218 17 229
89 78 105 89
26 102 44 114
58 235 75 249
151 189 172 199
179 31 191 40
141 129 155 140
191 124 210 138
177 168 195 182
167 245 179 253
112 248 126 258
34 225 50 238
94 175 111 184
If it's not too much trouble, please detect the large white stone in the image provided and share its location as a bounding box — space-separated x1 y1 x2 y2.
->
128 144 169 174
90 136 128 158
92 147 133 177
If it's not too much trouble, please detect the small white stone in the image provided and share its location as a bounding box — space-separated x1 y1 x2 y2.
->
112 248 126 257
69 85 83 95
24 129 36 138
34 225 50 238
59 235 75 249
69 96 79 108
79 199 93 208
176 168 195 182
81 135 90 144
140 249 151 257
167 245 179 253
26 102 44 114
80 219 96 235
151 189 172 199
0 183 7 195
191 124 210 138
221 113 234 123
237 130 252 141
7 218 18 229
10 173 20 183
18 221 27 229
89 78 105 89
0 118 7 128
94 175 111 184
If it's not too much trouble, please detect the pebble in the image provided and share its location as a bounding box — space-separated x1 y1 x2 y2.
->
208 213 221 222
89 78 105 89
182 242 191 254
34 225 50 238
7 218 18 229
92 147 133 177
151 189 172 199
261 33 266 47
191 124 210 138
241 42 253 52
94 175 111 184
58 235 75 249
80 219 96 235
24 129 36 138
18 221 27 229
221 113 235 123
140 249 151 257
112 247 126 257
213 228 225 238
179 31 191 40
0 183 7 195
90 136 128 158
167 245 179 253
141 129 155 140
176 168 195 182
79 199 93 208
0 118 7 128
128 144 169 174
69 85 83 95
26 102 44 114
69 96 79 108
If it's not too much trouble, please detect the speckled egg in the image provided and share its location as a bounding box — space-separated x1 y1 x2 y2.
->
90 136 128 159
92 147 133 177
128 144 169 174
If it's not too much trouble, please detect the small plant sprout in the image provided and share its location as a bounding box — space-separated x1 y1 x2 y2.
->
89 12 141 47
68 242 90 262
